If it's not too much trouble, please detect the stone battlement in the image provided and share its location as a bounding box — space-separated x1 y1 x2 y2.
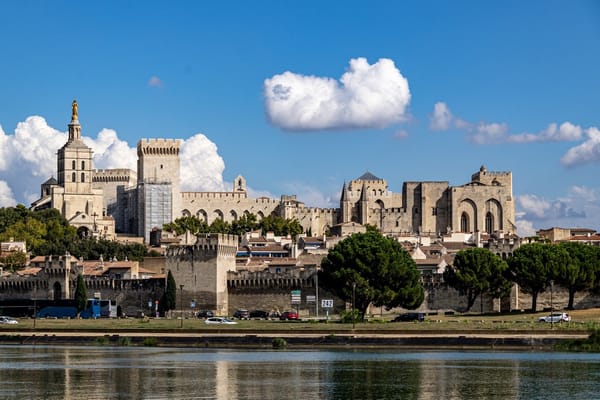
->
137 139 181 157
93 169 136 183
181 192 248 200
166 233 239 260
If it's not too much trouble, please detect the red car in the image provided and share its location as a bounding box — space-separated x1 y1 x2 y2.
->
279 311 299 320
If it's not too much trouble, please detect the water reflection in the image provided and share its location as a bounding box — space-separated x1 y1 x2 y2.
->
0 346 599 399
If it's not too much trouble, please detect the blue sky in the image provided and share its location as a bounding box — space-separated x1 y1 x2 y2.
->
0 1 599 236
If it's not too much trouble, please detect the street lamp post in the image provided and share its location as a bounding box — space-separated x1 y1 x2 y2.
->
550 280 554 329
33 284 37 329
179 284 184 328
352 282 356 330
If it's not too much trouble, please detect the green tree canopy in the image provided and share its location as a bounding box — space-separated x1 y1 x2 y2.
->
259 215 303 239
163 216 209 235
0 217 47 250
507 243 569 312
0 206 149 262
0 250 27 272
208 218 231 234
231 213 259 237
443 247 511 313
319 230 424 319
557 242 597 309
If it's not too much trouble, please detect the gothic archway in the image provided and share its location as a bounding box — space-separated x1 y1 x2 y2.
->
53 281 62 300
77 226 90 238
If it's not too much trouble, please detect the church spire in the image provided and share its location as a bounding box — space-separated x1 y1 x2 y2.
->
68 99 81 141
340 181 348 202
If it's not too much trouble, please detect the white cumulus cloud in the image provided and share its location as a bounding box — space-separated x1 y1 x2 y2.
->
560 127 600 166
179 133 226 192
515 219 536 237
429 102 454 131
0 115 230 206
514 186 599 237
429 102 590 148
518 194 551 218
468 122 510 144
0 181 17 207
264 57 411 131
84 129 137 170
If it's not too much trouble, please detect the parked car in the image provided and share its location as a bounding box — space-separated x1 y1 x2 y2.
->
538 312 571 323
279 311 299 320
196 310 214 319
393 312 425 322
204 317 237 325
249 310 270 319
233 309 250 320
0 316 18 324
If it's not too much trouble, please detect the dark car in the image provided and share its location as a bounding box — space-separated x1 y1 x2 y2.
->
279 311 299 320
233 309 250 320
249 310 270 319
393 312 425 322
196 310 214 319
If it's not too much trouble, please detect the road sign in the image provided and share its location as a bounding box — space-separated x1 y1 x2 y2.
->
291 290 301 304
306 295 316 303
321 299 334 308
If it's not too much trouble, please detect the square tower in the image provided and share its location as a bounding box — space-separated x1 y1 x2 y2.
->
137 139 181 240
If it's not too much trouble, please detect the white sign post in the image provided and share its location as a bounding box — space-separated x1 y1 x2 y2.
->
321 299 333 322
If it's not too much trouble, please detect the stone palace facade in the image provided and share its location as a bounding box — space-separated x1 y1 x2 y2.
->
31 102 517 243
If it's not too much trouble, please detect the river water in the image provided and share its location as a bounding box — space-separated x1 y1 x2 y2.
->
0 345 598 399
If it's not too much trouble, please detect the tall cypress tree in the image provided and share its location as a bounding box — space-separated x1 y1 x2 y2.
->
74 274 88 312
161 270 177 314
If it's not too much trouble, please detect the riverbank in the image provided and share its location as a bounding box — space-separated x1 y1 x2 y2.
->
0 329 591 350
1 308 598 350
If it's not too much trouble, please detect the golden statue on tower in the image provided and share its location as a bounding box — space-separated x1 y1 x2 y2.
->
71 99 78 121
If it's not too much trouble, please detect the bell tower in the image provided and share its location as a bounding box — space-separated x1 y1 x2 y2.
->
57 100 93 195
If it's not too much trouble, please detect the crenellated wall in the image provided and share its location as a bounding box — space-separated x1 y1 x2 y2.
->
165 233 238 315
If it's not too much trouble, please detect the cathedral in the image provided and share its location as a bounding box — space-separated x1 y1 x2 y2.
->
32 102 516 242
31 101 116 239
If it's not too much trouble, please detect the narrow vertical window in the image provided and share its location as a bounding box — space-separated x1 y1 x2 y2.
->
485 212 494 234
81 173 85 183
461 213 469 232
72 160 76 170
72 172 76 182
82 161 85 170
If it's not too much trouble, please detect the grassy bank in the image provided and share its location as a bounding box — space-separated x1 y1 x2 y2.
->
1 308 599 334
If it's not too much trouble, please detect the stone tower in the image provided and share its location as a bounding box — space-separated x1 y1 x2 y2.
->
165 233 238 316
57 100 94 198
38 101 114 238
136 139 181 241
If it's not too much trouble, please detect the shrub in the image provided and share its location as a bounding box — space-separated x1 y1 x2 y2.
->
118 337 131 346
143 337 158 347
272 337 287 349
339 309 361 324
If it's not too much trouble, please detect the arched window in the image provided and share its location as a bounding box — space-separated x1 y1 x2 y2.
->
81 172 85 182
460 212 470 233
72 172 76 182
81 160 85 170
485 212 494 234
72 160 76 170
